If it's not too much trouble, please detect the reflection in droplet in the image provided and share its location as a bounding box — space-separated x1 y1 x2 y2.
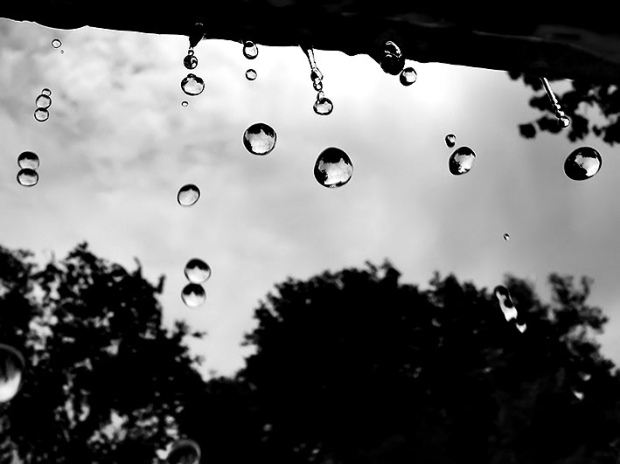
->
445 134 456 148
503 233 510 241
564 147 602 181
36 94 52 109
41 88 52 97
177 184 200 207
183 54 198 70
180 74 205 96
181 284 206 308
558 115 571 128
314 147 353 188
313 96 333 115
494 286 517 322
184 258 212 284
245 69 257 81
17 168 39 187
181 101 189 107
243 41 258 59
34 108 49 122
399 67 417 86
51 39 62 48
167 439 201 464
0 344 24 403
243 123 277 155
448 146 476 175
18 151 40 169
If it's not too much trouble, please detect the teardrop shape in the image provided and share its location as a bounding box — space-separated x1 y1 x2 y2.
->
448 146 476 175
181 284 206 308
243 41 258 59
313 97 333 116
180 74 205 96
167 439 201 464
243 123 277 155
17 168 39 187
314 147 353 188
17 151 40 169
399 67 417 86
177 184 200 207
184 258 212 284
564 147 601 181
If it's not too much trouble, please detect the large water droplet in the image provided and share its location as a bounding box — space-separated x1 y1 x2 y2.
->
445 134 456 148
181 284 206 308
183 54 198 70
34 108 49 122
313 96 333 115
243 123 277 155
245 69 257 81
41 88 51 97
167 439 201 464
188 22 206 48
493 286 517 322
243 41 258 59
448 146 476 175
181 74 205 96
564 147 602 181
399 67 417 86
184 258 212 284
314 147 353 188
177 184 200 206
17 168 39 187
51 39 61 49
18 151 40 169
36 94 52 109
0 344 24 403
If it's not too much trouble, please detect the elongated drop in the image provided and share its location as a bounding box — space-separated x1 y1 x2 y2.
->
188 22 205 49
448 146 476 175
399 67 417 86
167 439 201 464
177 184 200 206
181 74 205 96
17 168 39 187
181 284 206 308
445 134 456 148
0 344 25 403
314 147 353 188
243 41 258 59
243 123 277 155
313 96 333 115
36 94 52 109
564 147 601 181
184 258 212 284
380 41 405 75
17 151 40 169
245 69 257 81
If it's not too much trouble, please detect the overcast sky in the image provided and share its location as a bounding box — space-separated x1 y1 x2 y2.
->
1 18 619 378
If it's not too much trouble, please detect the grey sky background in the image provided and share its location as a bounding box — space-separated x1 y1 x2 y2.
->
1 18 619 378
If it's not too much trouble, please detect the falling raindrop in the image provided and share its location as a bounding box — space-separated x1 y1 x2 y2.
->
184 258 212 284
183 53 198 70
445 134 456 148
0 344 24 403
17 151 40 170
493 286 517 322
17 168 39 187
564 147 602 181
34 108 49 122
573 390 584 401
180 74 205 96
167 439 201 464
188 22 206 49
503 233 510 241
448 146 476 175
36 94 52 109
60 50 64 54
243 41 259 59
245 69 257 81
181 101 189 107
314 147 354 188
243 123 277 155
313 96 333 115
380 41 405 75
399 67 417 86
41 88 51 97
177 184 200 206
181 284 206 308
51 39 61 48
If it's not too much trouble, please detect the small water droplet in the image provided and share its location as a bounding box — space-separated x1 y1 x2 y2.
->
310 68 324 82
243 123 277 155
34 108 49 122
380 53 405 75
184 258 212 284
60 50 64 54
177 184 200 206
399 67 417 86
167 439 201 464
493 286 517 322
503 233 510 241
243 41 258 59
51 39 61 48
183 54 198 70
313 96 333 116
17 168 39 187
0 344 25 403
245 69 257 81
448 146 476 175
445 134 456 148
564 147 602 181
17 151 40 169
558 115 571 128
41 88 51 97
180 74 205 96
181 101 189 107
181 284 206 308
314 147 353 188
36 94 52 109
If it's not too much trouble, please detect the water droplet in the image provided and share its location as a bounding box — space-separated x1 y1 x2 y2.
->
180 74 205 96
167 439 201 464
181 284 206 308
36 94 52 109
177 184 200 206
493 286 517 322
314 147 353 188
503 233 510 241
380 53 405 75
184 258 212 284
384 40 402 57
399 67 417 86
445 134 456 148
313 80 323 91
41 88 51 97
243 123 277 155
189 22 206 49
516 322 527 333
243 41 258 59
60 50 64 54
51 39 61 48
245 69 257 81
448 146 476 175
17 168 39 187
34 108 49 122
572 390 584 401
558 115 571 128
183 54 198 70
313 96 333 115
181 101 189 107
310 68 324 82
0 344 24 403
17 151 40 169
564 147 602 181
